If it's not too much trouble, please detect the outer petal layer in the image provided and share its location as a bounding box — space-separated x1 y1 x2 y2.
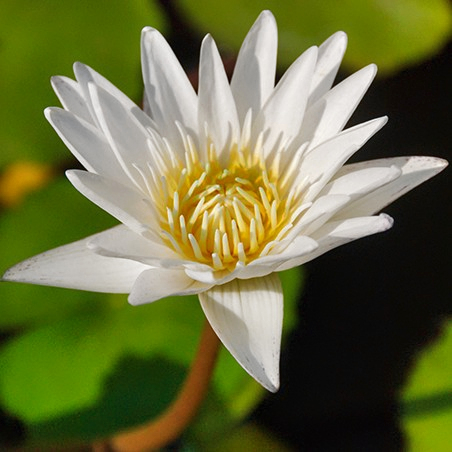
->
129 268 210 305
2 229 148 293
199 273 283 392
45 107 132 188
333 156 448 218
277 214 394 271
66 170 159 237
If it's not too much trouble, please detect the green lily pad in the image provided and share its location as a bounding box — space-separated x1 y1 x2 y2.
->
0 0 165 166
402 322 452 450
0 177 117 329
179 0 452 74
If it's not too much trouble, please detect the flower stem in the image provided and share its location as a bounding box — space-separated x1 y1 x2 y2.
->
95 320 220 452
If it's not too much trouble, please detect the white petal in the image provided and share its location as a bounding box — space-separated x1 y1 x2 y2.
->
129 268 209 305
45 107 132 188
301 64 377 148
66 170 158 237
198 34 240 162
87 83 151 184
319 165 402 199
72 62 154 131
289 194 351 238
333 156 449 218
184 267 239 286
308 31 348 106
87 225 180 261
236 236 318 279
230 10 277 124
252 45 317 156
50 76 94 124
299 116 388 202
276 214 394 271
2 229 148 292
199 273 283 392
89 226 207 270
141 27 198 148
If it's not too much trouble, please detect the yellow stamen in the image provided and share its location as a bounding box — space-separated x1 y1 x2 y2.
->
156 133 303 271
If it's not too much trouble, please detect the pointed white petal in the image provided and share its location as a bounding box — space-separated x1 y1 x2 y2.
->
66 170 158 237
2 229 148 292
299 116 388 202
252 46 318 156
128 268 209 305
50 76 94 124
333 156 448 218
88 225 204 269
319 165 402 199
45 107 132 188
198 34 240 161
276 214 394 271
199 273 283 392
230 10 277 124
141 27 198 148
73 62 153 127
301 64 377 147
87 225 180 260
88 83 151 182
290 194 351 237
308 31 348 106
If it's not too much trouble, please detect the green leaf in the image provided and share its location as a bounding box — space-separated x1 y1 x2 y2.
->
0 0 166 166
0 295 204 425
179 0 452 74
201 422 292 452
0 177 117 329
0 267 302 443
402 322 452 450
29 356 187 443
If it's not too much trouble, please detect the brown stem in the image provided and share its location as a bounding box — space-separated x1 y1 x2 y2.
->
94 320 220 452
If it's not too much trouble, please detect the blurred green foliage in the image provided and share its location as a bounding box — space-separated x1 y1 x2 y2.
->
180 0 452 73
0 0 450 449
402 323 452 451
0 0 166 166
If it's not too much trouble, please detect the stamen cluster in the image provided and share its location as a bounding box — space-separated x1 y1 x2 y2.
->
150 138 302 270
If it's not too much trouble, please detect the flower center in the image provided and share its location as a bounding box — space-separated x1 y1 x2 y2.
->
158 144 295 271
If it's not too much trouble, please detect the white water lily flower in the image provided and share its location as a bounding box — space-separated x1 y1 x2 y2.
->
3 11 447 391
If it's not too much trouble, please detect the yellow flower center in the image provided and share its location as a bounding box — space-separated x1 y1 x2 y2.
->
157 140 300 271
